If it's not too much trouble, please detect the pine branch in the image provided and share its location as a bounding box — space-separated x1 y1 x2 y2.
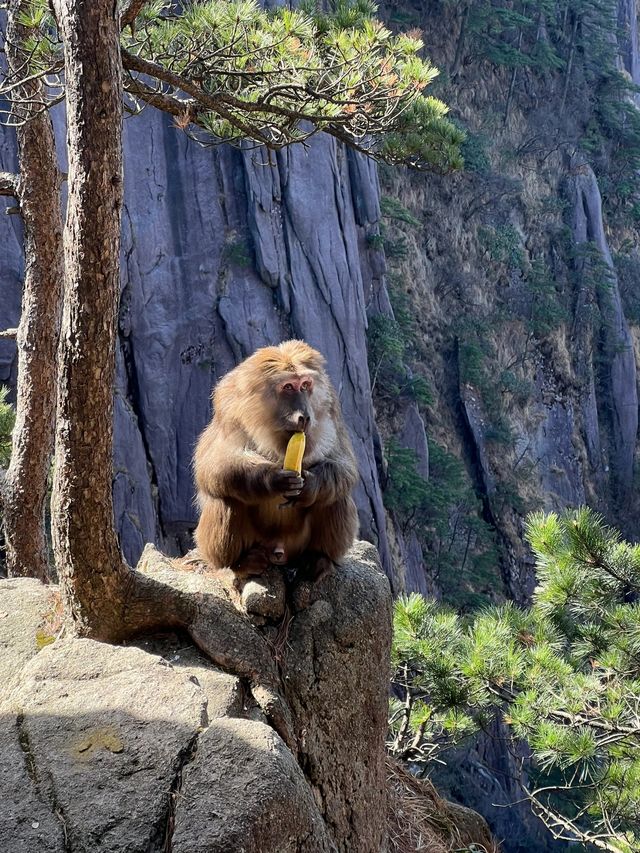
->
120 0 147 29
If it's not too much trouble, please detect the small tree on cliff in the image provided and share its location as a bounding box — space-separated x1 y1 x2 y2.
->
390 508 640 852
0 0 64 582
0 1 463 638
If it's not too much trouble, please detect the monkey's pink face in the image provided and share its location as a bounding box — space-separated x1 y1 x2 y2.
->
277 375 314 395
270 372 316 434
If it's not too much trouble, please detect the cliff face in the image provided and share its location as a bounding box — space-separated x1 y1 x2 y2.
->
115 119 395 570
0 0 636 621
370 0 640 606
0 108 432 588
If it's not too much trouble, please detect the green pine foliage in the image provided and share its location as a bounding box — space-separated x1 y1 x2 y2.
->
457 323 516 447
380 196 422 227
526 258 569 337
366 270 433 407
0 386 15 468
478 224 524 271
390 508 640 851
11 0 464 171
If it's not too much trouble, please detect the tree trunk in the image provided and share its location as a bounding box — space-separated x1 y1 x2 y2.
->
47 0 277 669
1 1 64 582
50 0 129 633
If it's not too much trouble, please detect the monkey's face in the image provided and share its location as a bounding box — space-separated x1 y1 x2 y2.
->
269 373 315 435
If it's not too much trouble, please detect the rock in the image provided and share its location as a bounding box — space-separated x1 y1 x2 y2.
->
1 104 400 581
0 717 65 853
398 404 429 481
0 577 57 695
240 570 287 620
9 638 211 853
566 162 638 498
171 717 334 853
0 578 67 853
617 0 640 89
282 540 392 853
0 543 393 852
460 382 497 496
0 125 21 394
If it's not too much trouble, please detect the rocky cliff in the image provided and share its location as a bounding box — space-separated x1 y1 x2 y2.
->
0 106 432 590
369 0 640 607
0 0 636 627
0 544 495 853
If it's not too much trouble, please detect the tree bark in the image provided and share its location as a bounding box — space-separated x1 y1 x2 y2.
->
50 0 129 632
1 0 64 582
47 0 285 675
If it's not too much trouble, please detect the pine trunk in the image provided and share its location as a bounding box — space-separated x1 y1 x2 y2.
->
50 0 129 636
2 1 64 582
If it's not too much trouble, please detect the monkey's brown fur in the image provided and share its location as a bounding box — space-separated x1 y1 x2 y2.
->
193 340 359 574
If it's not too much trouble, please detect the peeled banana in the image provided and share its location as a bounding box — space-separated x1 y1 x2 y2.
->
283 432 306 474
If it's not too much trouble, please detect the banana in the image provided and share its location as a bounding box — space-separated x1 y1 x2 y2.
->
283 432 306 474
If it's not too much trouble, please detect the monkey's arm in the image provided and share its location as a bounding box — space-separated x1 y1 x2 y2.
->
196 446 303 504
297 457 358 507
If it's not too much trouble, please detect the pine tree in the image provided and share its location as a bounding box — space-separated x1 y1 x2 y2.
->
6 0 465 171
391 508 640 852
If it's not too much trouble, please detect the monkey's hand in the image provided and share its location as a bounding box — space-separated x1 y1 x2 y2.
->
268 468 305 499
294 468 321 507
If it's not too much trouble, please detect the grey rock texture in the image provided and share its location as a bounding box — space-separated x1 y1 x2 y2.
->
171 717 334 853
0 129 21 392
0 542 392 853
284 540 392 852
0 576 56 695
567 163 638 497
0 579 66 853
8 639 209 853
618 0 640 88
0 104 435 588
115 111 396 572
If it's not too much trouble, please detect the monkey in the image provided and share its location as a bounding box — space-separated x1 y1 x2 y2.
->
193 340 359 578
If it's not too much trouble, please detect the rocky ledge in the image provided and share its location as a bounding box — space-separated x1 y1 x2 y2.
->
0 542 494 853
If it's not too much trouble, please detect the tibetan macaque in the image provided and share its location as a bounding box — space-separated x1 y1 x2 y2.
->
193 340 359 577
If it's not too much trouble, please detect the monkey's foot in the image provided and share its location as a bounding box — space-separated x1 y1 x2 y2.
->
233 547 271 579
295 551 335 584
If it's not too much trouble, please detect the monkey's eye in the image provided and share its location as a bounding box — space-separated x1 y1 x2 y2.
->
282 383 294 392
300 381 311 392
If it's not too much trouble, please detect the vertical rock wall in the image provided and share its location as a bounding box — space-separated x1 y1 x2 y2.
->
566 162 638 498
114 109 397 572
1 105 435 588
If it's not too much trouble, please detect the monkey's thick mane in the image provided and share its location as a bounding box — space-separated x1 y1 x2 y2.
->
210 340 341 463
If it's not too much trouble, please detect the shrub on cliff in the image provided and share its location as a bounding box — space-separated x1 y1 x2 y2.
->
390 507 640 852
0 387 14 469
